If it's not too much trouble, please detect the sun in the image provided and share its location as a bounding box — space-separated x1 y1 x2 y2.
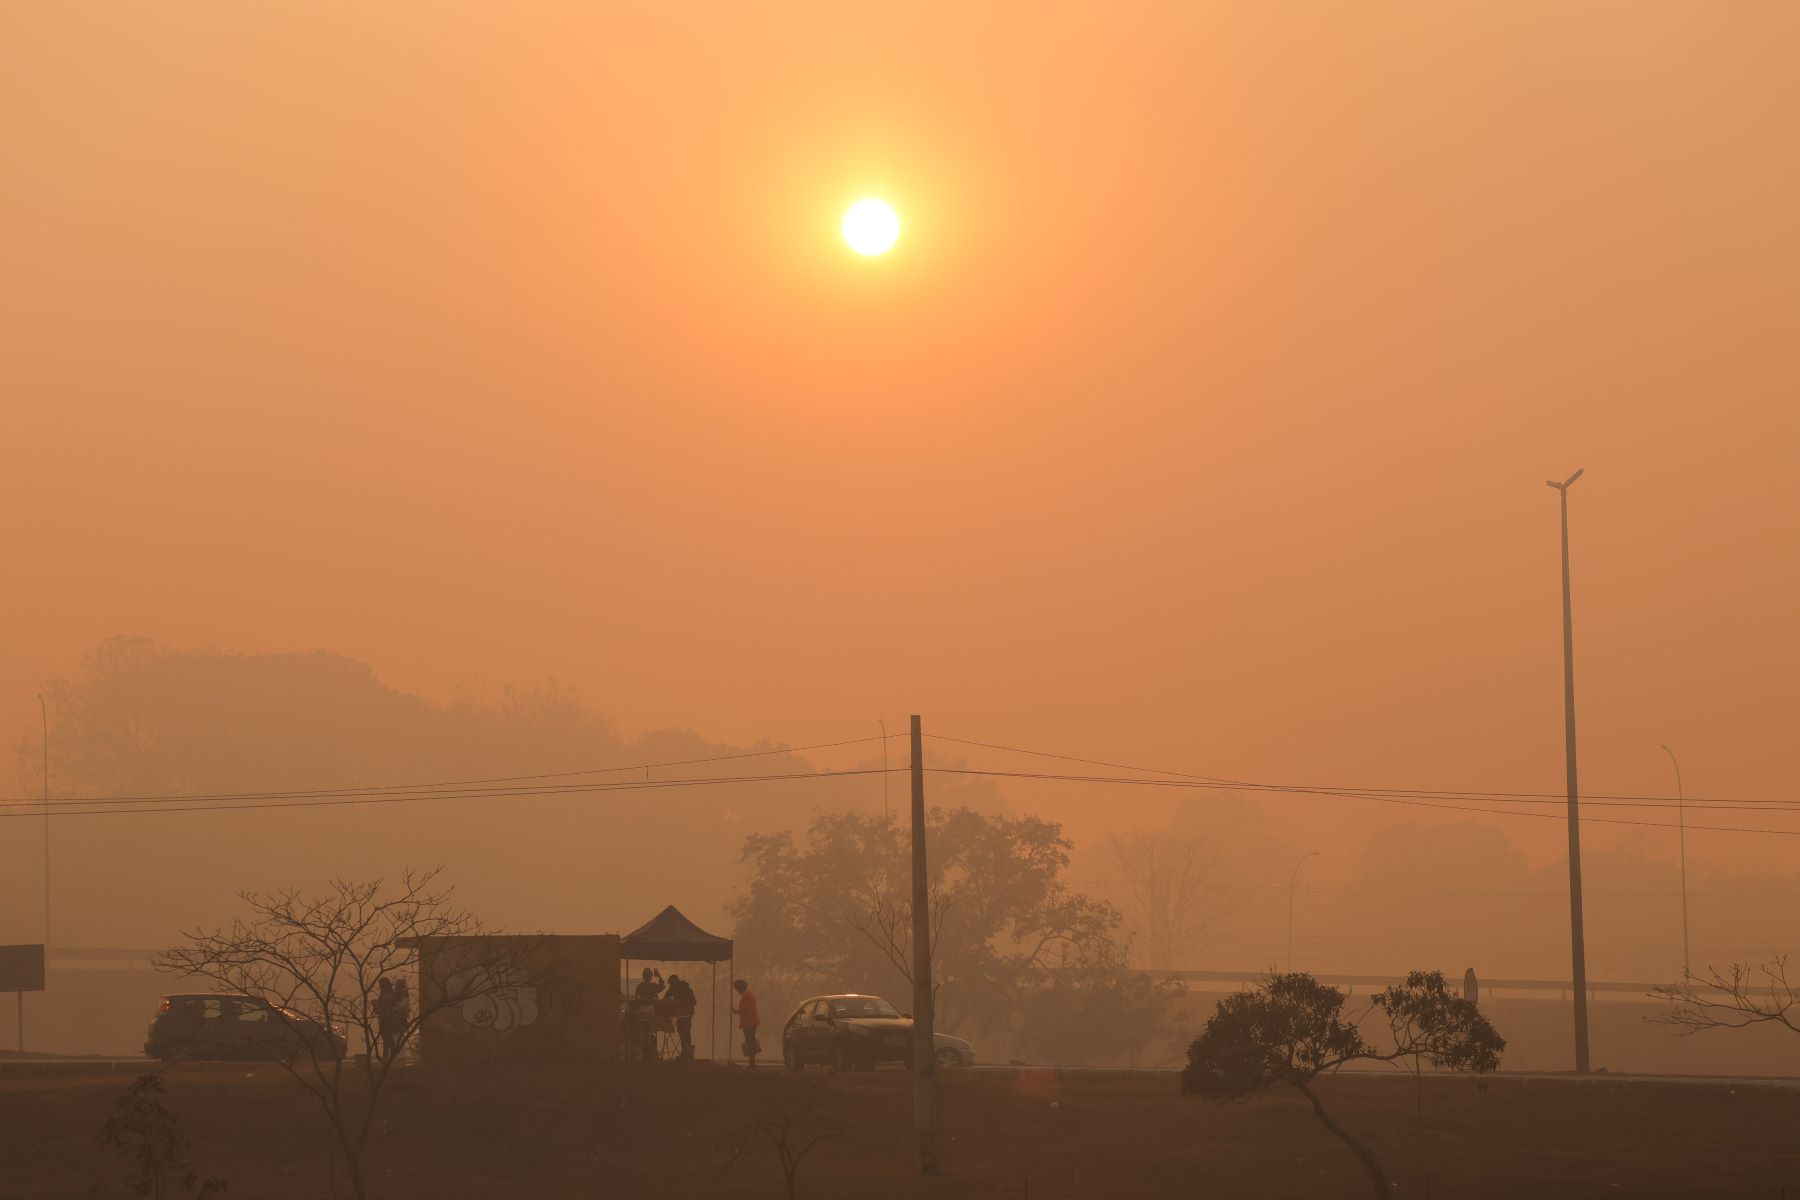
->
842 197 900 256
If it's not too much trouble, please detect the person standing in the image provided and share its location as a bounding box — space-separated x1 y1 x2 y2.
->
634 968 664 1060
374 978 396 1061
634 967 664 1001
391 977 411 1061
731 978 760 1069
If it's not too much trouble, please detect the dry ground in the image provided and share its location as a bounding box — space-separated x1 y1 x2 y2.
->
3 1061 1798 1199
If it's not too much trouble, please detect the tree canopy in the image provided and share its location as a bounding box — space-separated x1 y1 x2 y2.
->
1182 970 1504 1198
731 807 1149 1053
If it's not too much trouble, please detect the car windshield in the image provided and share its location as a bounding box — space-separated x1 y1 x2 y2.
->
830 997 901 1019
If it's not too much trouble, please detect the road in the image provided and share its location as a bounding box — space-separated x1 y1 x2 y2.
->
966 1062 1800 1090
4 1055 1797 1091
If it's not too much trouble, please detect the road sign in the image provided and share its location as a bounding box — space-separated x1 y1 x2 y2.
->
0 945 46 992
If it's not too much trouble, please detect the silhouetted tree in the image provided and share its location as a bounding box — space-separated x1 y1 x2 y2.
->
1180 971 1504 1199
1101 830 1230 971
1377 970 1503 1119
156 868 544 1200
90 1073 225 1200
732 808 1120 1037
1652 956 1800 1038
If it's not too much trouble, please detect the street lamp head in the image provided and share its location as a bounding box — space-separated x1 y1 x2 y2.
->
1546 469 1584 491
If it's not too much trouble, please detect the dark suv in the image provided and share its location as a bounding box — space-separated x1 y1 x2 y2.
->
781 994 974 1071
146 993 347 1062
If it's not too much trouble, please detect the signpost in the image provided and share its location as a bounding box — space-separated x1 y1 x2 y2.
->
2 944 47 1052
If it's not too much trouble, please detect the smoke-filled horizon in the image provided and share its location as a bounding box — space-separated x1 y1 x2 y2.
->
5 637 1794 995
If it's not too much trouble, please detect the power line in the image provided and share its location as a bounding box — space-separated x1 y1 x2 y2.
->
8 726 1796 840
925 732 1243 787
0 733 904 810
0 767 904 820
924 768 1800 838
1193 934 1790 954
1068 880 1800 900
925 732 1795 810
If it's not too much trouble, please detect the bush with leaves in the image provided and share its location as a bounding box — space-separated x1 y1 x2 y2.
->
90 1073 225 1200
1180 970 1504 1198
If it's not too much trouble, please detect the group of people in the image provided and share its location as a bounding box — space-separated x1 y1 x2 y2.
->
628 968 761 1067
631 967 698 1059
374 976 412 1061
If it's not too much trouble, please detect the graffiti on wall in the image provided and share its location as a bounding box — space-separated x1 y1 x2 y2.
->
446 961 540 1032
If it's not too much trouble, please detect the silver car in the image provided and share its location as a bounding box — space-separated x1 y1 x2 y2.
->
781 994 974 1070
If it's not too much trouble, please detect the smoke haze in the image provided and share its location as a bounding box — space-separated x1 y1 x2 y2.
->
3 2 1798 1012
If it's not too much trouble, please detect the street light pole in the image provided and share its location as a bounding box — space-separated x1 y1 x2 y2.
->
1547 468 1591 1074
1660 743 1690 979
38 694 49 948
1287 851 1319 972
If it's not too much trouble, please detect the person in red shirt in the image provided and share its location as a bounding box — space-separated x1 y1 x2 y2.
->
731 978 760 1068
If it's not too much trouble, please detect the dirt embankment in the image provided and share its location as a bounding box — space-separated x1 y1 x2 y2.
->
4 1061 1798 1199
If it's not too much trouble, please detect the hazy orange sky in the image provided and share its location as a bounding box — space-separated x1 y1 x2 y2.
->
4 2 1798 879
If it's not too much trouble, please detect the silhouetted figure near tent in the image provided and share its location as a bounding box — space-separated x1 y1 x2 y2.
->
375 978 397 1060
634 968 665 1059
391 977 411 1059
665 974 696 1058
732 978 760 1068
635 967 664 1001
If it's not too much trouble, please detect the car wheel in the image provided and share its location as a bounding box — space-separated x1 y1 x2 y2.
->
935 1046 964 1069
785 1045 803 1072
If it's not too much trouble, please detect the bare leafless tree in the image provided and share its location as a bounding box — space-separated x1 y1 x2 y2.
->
1102 831 1231 971
155 867 544 1200
728 1100 837 1200
1651 956 1800 1037
847 890 951 990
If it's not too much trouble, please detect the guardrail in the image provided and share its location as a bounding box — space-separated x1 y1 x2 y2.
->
1130 969 1678 995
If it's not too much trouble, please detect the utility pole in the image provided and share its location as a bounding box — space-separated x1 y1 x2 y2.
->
908 715 937 1173
1660 743 1690 979
1286 851 1319 972
880 719 889 820
1547 469 1591 1074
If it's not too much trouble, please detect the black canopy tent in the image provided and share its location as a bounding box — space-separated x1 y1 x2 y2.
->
620 906 735 1061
